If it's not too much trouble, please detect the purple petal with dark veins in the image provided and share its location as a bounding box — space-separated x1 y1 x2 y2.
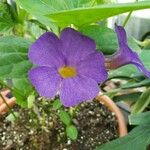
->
60 28 96 66
29 66 61 98
28 32 65 68
60 75 99 107
77 52 108 83
105 24 150 78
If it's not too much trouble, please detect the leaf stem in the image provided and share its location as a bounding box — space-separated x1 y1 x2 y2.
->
123 11 132 27
123 0 138 27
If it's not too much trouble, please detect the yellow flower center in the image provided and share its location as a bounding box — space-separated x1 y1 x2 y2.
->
58 66 77 78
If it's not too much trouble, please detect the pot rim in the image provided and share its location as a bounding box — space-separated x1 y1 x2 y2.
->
96 93 127 137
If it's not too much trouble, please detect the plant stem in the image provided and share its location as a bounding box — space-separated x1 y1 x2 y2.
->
123 0 138 27
0 93 17 119
123 11 132 27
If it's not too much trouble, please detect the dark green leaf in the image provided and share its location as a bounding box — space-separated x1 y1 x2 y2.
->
47 1 150 26
129 111 150 125
66 125 78 140
132 88 150 114
80 25 117 54
58 110 71 126
0 36 32 79
95 125 150 150
113 92 142 102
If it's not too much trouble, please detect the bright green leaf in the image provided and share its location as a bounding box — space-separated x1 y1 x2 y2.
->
0 3 15 32
95 125 150 150
47 1 150 26
53 99 62 110
66 125 78 140
58 110 71 126
27 94 35 109
129 111 150 125
6 112 19 122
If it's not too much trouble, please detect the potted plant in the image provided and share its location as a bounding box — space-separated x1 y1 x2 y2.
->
0 0 150 149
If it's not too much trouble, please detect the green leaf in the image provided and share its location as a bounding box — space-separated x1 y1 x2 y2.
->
16 0 96 30
0 36 32 79
12 78 34 108
129 111 150 125
66 125 78 140
27 94 35 109
6 112 19 122
47 1 150 26
12 90 27 108
113 92 142 102
121 79 150 89
132 88 150 114
12 78 33 95
80 25 117 54
58 110 71 126
95 125 150 150
53 99 62 110
0 3 15 32
80 25 141 55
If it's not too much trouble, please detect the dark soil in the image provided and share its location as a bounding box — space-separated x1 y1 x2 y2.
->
0 99 118 150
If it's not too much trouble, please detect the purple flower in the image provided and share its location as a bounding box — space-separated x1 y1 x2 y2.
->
105 24 150 78
28 28 108 107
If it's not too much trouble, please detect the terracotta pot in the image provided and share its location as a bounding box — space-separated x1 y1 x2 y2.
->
96 93 127 137
0 90 16 115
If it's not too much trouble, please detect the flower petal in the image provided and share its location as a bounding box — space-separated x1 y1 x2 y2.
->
77 52 108 83
60 76 99 107
28 32 65 68
105 24 150 78
28 66 61 98
60 28 96 65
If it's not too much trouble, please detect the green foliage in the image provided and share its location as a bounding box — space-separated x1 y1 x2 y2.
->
0 2 15 32
80 25 141 55
27 94 35 109
0 36 33 107
132 88 150 114
58 110 72 126
52 99 62 110
95 125 150 150
120 79 150 89
113 92 142 102
6 112 19 122
0 36 32 79
80 25 117 54
129 111 150 125
66 125 78 140
46 1 150 26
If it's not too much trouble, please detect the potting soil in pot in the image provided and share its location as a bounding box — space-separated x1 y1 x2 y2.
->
0 99 118 150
